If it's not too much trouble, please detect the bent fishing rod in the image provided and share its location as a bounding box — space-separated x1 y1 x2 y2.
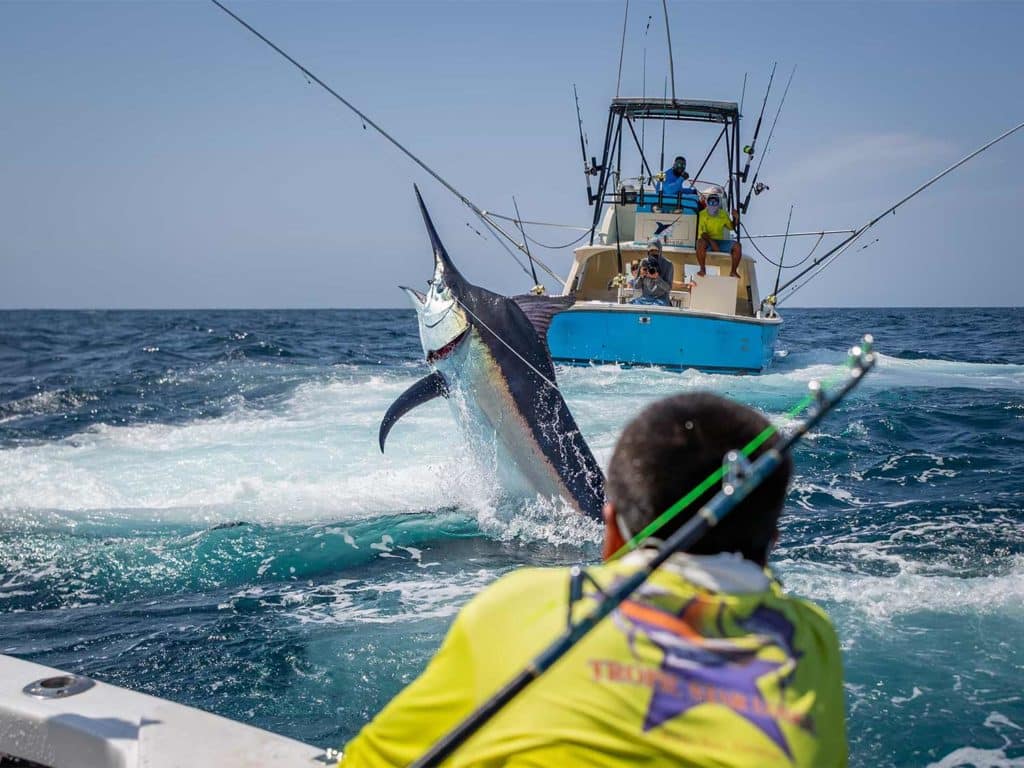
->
412 338 877 768
771 118 1024 305
207 0 564 285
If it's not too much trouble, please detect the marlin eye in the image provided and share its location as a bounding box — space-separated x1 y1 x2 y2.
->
427 279 434 286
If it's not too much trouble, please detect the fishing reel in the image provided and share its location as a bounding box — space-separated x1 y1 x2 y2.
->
753 182 770 196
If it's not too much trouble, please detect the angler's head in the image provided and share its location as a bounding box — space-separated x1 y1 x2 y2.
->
603 392 792 565
406 186 471 361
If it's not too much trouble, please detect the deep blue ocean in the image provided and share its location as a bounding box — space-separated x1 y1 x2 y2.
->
1 307 1021 766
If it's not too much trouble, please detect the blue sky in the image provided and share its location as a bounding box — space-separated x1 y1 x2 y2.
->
1 0 1022 308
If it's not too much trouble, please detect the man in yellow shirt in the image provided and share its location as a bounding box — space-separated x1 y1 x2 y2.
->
697 191 742 278
341 393 847 767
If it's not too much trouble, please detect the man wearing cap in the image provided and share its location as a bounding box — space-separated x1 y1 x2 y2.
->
697 192 742 278
631 241 672 306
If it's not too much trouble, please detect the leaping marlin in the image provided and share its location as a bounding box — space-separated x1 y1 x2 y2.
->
378 187 605 521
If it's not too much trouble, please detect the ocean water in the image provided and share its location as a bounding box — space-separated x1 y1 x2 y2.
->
0 307 1021 767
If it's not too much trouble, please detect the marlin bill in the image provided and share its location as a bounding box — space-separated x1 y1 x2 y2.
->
378 187 605 521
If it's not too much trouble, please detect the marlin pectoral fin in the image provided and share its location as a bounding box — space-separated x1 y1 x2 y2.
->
379 371 449 452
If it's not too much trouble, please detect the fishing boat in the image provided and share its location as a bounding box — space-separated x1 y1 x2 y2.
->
546 97 782 374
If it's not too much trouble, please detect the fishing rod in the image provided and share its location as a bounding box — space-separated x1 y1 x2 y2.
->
412 338 878 768
615 0 630 99
773 204 794 298
662 0 677 102
573 84 598 205
207 0 562 284
689 126 727 190
741 64 795 214
778 238 879 305
659 77 667 172
772 117 1024 303
739 63 776 184
513 195 543 292
639 14 652 179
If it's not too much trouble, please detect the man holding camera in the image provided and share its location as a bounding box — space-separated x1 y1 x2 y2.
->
631 242 672 306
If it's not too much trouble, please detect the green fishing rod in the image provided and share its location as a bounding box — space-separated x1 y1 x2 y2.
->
411 337 877 768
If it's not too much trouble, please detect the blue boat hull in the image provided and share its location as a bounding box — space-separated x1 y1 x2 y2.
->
547 306 781 374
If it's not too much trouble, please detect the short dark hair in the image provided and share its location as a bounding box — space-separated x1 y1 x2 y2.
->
606 392 792 565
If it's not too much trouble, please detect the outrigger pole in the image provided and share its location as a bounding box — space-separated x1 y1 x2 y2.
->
207 0 564 284
773 204 795 299
411 340 878 768
773 118 1024 304
512 196 542 291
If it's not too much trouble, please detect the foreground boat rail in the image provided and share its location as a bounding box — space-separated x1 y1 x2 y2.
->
0 655 329 768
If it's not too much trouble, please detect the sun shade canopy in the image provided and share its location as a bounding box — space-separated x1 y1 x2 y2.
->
611 98 740 123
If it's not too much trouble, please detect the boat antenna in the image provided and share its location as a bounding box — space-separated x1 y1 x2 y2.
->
512 195 543 293
772 204 794 299
615 0 630 98
662 0 677 101
659 77 667 172
773 118 1024 303
741 64 794 214
739 72 748 114
573 84 597 204
640 14 652 179
207 0 559 281
410 341 878 768
739 63 776 185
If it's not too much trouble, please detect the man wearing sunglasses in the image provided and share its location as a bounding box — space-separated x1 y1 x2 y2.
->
696 192 742 278
656 155 690 200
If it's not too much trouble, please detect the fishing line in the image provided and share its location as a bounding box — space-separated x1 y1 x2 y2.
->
207 0 553 281
773 117 1024 302
482 213 590 231
778 238 879 304
524 229 593 250
740 222 822 270
451 296 559 392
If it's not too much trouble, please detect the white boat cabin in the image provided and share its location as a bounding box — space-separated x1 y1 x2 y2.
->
562 183 765 319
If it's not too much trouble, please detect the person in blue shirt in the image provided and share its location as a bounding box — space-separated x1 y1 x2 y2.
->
657 156 689 198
